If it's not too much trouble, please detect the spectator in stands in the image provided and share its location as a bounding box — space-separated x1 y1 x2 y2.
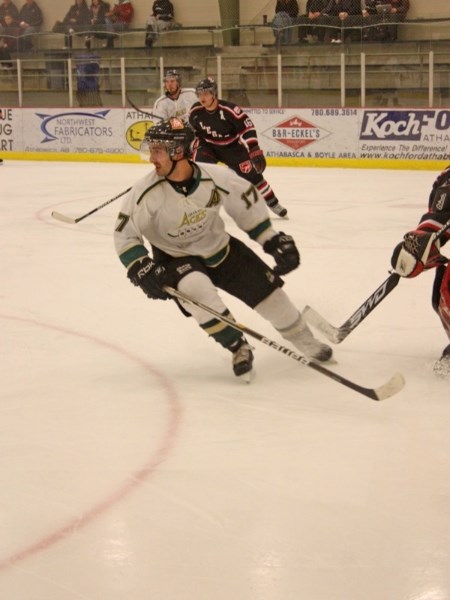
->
76 54 102 106
272 0 299 45
52 0 90 49
0 39 14 70
85 0 109 49
297 0 328 43
104 0 133 48
317 0 363 43
0 0 18 36
0 1 19 68
145 0 175 48
17 0 42 50
362 0 409 41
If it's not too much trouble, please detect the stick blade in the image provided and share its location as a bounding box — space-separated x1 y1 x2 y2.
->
51 211 77 224
303 305 345 343
372 372 405 401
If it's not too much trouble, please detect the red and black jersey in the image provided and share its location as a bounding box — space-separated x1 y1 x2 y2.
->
189 100 259 151
414 165 450 246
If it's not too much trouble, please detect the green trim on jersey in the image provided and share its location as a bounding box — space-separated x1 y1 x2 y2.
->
247 218 272 241
199 178 230 196
204 244 230 267
119 244 148 267
136 180 166 205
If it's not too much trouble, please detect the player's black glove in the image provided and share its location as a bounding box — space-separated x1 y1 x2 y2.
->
127 256 170 300
248 146 266 174
263 232 300 275
390 229 446 278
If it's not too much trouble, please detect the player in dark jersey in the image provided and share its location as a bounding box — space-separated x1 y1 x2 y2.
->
188 77 288 218
391 166 450 378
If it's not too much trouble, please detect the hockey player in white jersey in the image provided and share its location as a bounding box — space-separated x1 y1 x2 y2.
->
152 69 197 122
114 117 332 379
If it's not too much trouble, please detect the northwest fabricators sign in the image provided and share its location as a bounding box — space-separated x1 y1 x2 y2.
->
2 107 449 167
21 108 124 155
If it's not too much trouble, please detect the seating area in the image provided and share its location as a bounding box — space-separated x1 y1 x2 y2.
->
1 20 450 109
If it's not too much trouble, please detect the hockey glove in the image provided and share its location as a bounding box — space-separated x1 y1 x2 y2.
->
127 256 169 300
263 232 300 275
248 147 266 174
391 229 446 278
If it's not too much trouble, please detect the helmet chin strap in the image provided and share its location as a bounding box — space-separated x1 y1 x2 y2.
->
167 159 178 177
166 147 185 177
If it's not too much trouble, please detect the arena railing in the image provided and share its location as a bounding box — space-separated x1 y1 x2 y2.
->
1 20 449 109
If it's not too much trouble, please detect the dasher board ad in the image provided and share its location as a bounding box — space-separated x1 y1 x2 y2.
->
2 106 449 168
247 108 450 162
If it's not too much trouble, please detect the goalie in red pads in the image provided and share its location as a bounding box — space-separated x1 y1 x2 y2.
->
391 167 450 378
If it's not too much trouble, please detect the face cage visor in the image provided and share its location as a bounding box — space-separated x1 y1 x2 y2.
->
139 139 178 161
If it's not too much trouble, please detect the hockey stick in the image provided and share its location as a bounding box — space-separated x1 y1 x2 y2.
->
51 187 132 224
126 94 163 121
303 218 450 344
304 273 400 344
164 286 405 401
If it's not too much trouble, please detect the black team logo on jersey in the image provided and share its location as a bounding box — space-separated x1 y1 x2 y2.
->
205 188 221 208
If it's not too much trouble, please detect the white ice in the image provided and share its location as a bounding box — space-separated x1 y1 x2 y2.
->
0 160 449 600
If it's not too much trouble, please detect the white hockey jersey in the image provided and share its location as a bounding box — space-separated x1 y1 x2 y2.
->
114 162 275 269
152 88 198 122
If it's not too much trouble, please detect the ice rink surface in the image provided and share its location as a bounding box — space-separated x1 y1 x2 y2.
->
1 160 449 600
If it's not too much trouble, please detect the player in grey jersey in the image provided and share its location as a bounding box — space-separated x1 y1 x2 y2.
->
152 69 197 122
114 117 332 380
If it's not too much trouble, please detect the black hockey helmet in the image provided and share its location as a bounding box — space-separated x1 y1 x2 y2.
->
195 76 217 97
141 117 195 159
164 69 181 83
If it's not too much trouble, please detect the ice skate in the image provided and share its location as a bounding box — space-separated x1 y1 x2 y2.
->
231 340 254 382
433 344 450 379
280 316 333 363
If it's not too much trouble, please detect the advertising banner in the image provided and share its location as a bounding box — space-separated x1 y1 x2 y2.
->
21 108 125 156
247 108 359 160
358 109 450 161
0 108 21 153
1 106 449 170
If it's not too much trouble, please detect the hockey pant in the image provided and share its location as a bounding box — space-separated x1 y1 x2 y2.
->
151 236 302 351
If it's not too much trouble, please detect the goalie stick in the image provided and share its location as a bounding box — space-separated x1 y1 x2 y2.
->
51 187 132 224
304 218 450 344
164 286 405 401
